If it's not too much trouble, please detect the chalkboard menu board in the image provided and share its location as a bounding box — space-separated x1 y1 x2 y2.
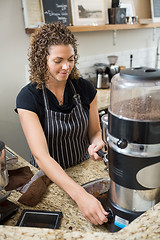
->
42 0 71 25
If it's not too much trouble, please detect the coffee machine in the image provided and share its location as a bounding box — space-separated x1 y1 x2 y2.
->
94 63 110 89
101 67 160 232
0 141 18 223
105 55 119 82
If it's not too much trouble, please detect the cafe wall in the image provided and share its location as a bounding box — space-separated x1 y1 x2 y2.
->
0 0 160 161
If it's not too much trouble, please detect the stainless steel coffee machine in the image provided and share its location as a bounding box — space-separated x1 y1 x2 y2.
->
94 63 110 89
101 67 160 232
105 55 119 82
0 141 18 223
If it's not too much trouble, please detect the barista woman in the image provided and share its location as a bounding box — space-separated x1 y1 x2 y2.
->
16 22 108 225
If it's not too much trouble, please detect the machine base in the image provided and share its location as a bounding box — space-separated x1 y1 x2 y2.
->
98 192 144 232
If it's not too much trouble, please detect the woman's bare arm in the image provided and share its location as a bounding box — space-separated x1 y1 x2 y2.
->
17 109 108 225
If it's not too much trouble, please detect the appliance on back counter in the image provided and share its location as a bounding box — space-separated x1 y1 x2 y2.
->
101 67 160 232
94 55 120 89
94 63 109 89
0 141 18 223
105 55 120 82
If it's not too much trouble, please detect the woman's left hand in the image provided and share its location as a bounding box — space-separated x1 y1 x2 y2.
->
88 143 105 161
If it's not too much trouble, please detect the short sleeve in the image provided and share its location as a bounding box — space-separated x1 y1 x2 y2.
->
83 78 97 103
75 78 97 105
15 85 38 114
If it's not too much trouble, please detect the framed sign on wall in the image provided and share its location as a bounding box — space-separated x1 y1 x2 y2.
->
70 0 108 26
41 0 71 25
22 0 71 30
150 0 160 22
22 0 44 29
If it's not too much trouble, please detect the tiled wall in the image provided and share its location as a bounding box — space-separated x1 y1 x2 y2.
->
78 47 157 78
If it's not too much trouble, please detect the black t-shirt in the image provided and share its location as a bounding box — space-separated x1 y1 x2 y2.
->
16 78 97 130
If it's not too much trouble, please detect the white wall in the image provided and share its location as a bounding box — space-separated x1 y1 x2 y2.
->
75 29 160 76
0 0 30 160
0 0 160 161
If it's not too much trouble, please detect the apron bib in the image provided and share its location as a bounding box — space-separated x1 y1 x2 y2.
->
38 80 90 169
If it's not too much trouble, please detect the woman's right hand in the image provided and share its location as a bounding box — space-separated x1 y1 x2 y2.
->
74 188 108 225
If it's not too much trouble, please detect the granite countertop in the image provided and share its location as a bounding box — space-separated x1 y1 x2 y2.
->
0 151 160 240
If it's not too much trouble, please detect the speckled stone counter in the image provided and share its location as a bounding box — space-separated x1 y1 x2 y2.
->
0 152 160 240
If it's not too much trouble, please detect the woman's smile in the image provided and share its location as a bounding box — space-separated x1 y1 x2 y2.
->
59 71 69 76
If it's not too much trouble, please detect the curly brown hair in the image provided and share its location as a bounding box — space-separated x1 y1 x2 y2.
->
28 22 80 88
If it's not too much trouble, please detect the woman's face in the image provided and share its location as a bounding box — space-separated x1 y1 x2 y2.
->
47 44 75 83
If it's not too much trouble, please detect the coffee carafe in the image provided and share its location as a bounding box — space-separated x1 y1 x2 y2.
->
94 63 110 89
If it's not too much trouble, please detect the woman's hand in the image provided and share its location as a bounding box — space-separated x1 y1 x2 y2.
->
75 188 108 225
88 143 105 161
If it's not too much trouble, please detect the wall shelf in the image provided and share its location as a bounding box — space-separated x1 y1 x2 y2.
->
68 23 160 32
25 23 160 34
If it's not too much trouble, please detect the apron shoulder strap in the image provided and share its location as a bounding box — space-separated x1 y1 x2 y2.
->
42 85 50 110
69 79 81 104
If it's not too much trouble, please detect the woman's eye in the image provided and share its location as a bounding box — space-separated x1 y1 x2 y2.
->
54 60 61 64
53 59 74 64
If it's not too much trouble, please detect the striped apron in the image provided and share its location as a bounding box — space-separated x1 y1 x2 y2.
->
31 80 90 169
